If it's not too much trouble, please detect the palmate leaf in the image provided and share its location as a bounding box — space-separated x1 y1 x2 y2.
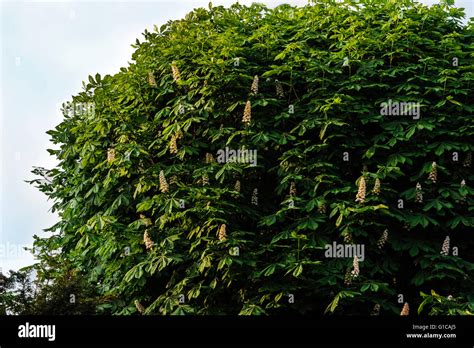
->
325 291 361 314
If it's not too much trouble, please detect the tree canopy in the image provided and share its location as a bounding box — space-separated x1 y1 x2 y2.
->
27 0 473 315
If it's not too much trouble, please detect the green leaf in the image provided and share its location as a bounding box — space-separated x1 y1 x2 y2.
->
335 213 343 227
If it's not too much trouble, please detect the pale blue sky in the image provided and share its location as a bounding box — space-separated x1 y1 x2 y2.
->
0 0 472 272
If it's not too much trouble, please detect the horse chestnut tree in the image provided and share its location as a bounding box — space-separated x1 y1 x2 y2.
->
30 0 473 315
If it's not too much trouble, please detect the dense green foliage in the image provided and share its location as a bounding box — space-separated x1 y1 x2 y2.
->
29 0 473 315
